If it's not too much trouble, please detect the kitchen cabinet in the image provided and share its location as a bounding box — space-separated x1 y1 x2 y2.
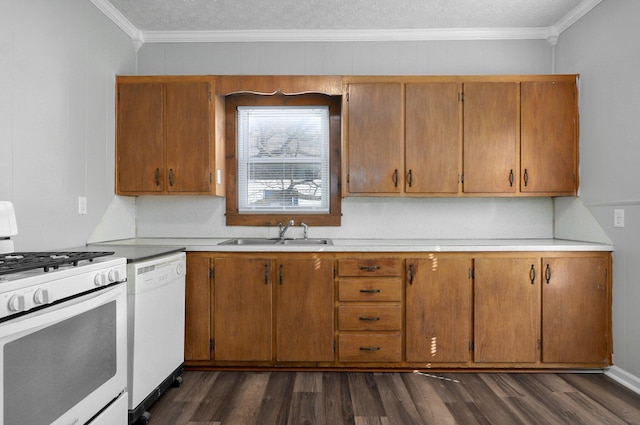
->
462 82 519 194
275 257 334 362
185 253 334 365
343 75 578 197
214 257 274 361
521 80 578 195
541 256 610 363
405 255 472 363
405 83 462 194
336 257 403 363
116 76 224 196
473 253 611 366
474 257 541 363
184 249 611 370
184 254 213 362
345 83 403 194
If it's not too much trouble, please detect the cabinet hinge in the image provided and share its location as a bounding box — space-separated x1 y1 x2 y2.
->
210 339 215 351
469 341 474 352
209 91 212 101
346 92 349 102
210 267 215 280
460 174 464 183
459 92 464 102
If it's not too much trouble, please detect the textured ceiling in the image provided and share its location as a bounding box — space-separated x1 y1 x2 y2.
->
106 0 587 32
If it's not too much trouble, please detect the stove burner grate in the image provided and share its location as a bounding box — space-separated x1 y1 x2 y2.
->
0 251 115 275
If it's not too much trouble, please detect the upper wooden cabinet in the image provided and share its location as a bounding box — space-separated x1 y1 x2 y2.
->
116 76 225 196
521 80 578 194
462 82 519 194
343 75 579 197
345 83 404 194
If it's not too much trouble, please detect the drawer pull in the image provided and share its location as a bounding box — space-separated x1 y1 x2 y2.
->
359 346 381 352
359 289 381 294
359 265 380 272
359 316 381 322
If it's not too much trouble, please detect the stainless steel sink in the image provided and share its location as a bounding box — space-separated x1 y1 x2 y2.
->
219 238 332 246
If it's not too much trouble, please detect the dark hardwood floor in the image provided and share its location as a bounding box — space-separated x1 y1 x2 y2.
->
146 370 640 425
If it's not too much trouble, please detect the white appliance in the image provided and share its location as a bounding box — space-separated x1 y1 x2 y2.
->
0 201 128 425
127 251 186 425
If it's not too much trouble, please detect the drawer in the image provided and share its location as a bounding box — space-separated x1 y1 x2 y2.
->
338 305 402 331
338 278 402 302
338 258 402 277
338 332 402 362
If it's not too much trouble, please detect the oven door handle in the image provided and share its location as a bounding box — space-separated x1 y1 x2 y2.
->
0 284 125 339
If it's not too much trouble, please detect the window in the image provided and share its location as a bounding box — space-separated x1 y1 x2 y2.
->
225 94 341 226
237 106 330 212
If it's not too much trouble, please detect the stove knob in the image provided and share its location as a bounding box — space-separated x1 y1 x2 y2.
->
94 272 107 287
33 289 51 305
108 269 120 283
8 295 26 312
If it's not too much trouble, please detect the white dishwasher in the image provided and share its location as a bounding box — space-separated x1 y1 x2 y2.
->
127 251 187 425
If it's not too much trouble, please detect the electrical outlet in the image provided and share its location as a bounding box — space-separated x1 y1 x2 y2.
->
614 209 624 228
78 196 87 215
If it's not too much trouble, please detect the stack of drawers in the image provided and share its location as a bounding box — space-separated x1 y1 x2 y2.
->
336 258 403 362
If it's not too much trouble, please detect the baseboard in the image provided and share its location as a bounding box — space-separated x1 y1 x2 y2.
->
605 366 640 395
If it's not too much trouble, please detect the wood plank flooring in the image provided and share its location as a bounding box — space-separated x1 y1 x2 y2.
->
146 371 640 425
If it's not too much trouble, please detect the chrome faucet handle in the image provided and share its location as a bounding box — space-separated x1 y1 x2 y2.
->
301 222 309 239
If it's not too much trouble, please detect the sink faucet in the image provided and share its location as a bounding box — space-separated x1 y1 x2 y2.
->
301 222 309 240
278 219 294 239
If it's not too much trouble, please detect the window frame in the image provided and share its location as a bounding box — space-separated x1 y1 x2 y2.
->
225 93 342 226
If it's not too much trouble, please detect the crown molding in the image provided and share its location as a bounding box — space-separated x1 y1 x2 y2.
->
89 0 144 49
91 0 602 47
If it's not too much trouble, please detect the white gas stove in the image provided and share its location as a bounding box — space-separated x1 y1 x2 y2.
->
0 201 128 425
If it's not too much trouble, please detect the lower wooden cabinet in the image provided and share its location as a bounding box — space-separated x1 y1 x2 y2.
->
184 251 612 370
405 255 473 363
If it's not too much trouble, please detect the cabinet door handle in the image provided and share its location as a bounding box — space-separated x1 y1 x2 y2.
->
530 264 536 285
169 168 174 186
359 346 381 352
408 169 413 187
524 169 529 187
359 316 381 322
509 169 514 187
393 169 398 187
359 289 381 294
154 168 160 186
545 263 551 284
408 264 415 285
359 265 380 272
264 263 270 285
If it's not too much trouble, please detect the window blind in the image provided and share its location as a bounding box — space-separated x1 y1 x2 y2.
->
237 106 330 212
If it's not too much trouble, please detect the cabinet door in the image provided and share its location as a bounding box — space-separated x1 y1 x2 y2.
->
276 258 334 362
474 257 540 363
346 83 403 194
184 254 212 362
406 256 472 362
521 81 578 194
165 82 212 193
405 83 462 194
463 83 518 193
542 256 609 363
116 82 164 193
214 258 274 361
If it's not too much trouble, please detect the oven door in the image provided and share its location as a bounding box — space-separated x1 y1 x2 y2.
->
0 283 127 425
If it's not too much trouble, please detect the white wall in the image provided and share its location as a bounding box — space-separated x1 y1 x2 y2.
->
0 0 137 250
129 38 559 240
555 0 640 387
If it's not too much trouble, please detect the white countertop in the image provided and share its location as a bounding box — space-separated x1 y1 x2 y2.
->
95 238 613 253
